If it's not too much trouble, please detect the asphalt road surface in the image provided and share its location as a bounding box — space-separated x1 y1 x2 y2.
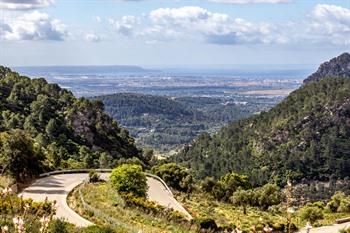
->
21 173 192 227
298 222 350 233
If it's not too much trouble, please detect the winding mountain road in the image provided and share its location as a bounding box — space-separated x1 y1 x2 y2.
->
299 222 350 233
20 173 192 227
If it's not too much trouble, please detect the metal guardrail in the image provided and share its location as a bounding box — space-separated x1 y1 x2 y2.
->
144 172 173 196
39 169 173 196
39 169 113 177
336 217 350 224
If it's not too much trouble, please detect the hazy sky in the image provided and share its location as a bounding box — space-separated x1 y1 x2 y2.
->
0 0 349 67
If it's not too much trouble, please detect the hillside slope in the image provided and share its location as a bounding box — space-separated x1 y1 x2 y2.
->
304 52 350 83
0 66 141 180
175 56 350 185
94 93 263 152
96 93 201 124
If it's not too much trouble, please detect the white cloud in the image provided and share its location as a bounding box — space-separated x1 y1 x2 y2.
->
135 6 287 45
307 4 350 45
0 11 67 41
0 0 54 10
85 33 100 42
105 4 350 46
208 0 290 3
109 15 138 36
94 16 102 23
146 6 228 41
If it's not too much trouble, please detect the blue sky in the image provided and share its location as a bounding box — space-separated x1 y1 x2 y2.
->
0 0 349 67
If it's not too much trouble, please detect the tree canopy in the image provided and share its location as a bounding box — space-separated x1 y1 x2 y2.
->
0 66 143 181
110 164 148 197
152 163 193 192
175 77 350 185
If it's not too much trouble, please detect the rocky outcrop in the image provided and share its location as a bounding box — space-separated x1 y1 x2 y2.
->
304 52 350 83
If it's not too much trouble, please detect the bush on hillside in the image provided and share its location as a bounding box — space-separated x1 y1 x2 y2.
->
298 205 324 224
231 183 282 213
117 157 146 169
152 163 193 192
326 192 350 213
202 172 251 201
110 164 148 197
231 188 253 214
256 183 282 210
0 130 44 182
201 176 216 193
195 218 218 231
48 219 69 233
83 225 115 233
88 170 101 183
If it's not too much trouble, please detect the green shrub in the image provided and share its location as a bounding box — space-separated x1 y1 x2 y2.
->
152 163 193 192
219 172 251 200
212 181 226 200
272 221 286 231
117 157 146 169
0 130 44 182
88 170 101 183
338 197 350 213
110 164 148 198
326 200 338 213
48 219 69 233
204 174 252 202
231 188 253 214
231 183 282 213
0 193 53 216
201 177 216 193
256 183 282 210
310 201 325 210
268 204 283 215
299 206 324 224
326 192 350 213
83 225 115 233
195 218 218 231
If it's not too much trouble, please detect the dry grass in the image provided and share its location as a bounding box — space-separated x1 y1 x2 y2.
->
68 182 196 233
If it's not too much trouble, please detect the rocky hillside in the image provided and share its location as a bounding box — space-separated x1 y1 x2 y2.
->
0 66 142 181
304 52 350 83
175 54 350 186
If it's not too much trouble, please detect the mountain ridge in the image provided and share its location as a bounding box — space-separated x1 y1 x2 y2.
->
304 52 350 83
175 53 350 185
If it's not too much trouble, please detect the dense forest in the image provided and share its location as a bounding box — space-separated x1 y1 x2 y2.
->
175 76 350 185
0 66 142 181
94 93 270 152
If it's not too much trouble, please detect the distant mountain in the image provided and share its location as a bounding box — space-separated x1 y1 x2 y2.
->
93 93 264 152
175 53 350 185
0 66 142 181
304 52 350 83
